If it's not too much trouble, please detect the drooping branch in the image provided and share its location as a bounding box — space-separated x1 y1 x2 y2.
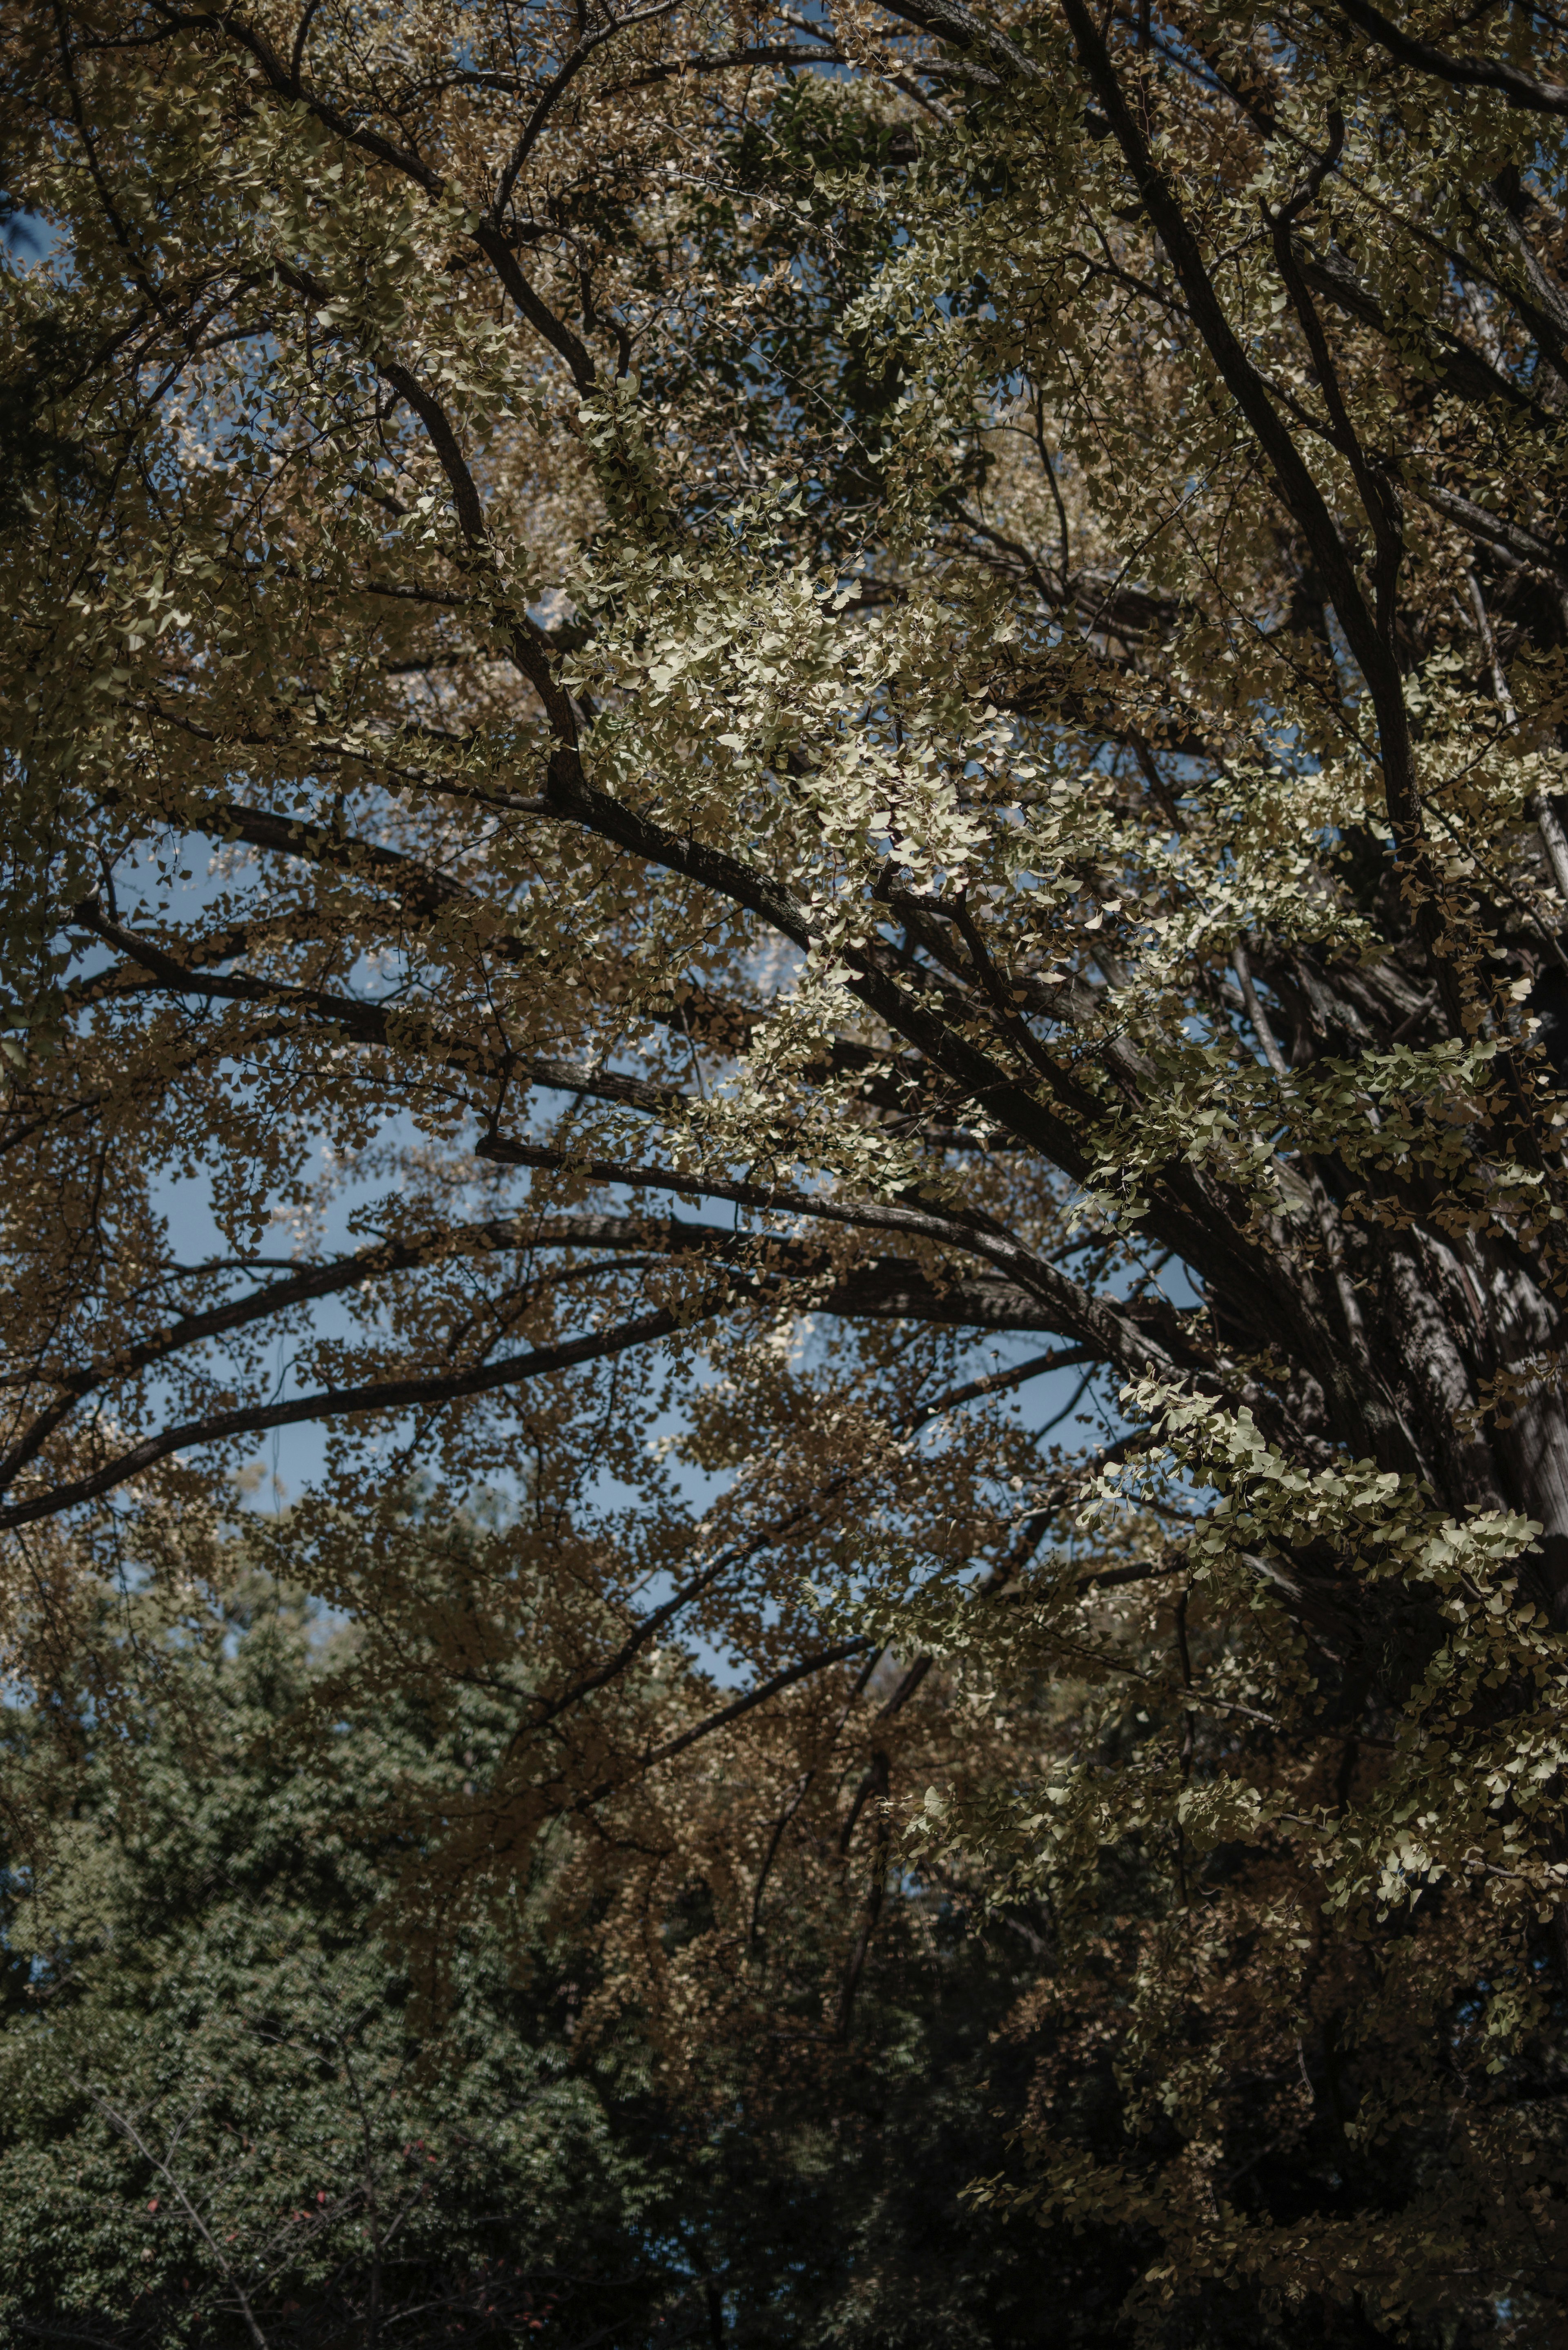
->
199 803 991 1121
0 1195 1096 1498
474 1130 1194 1378
66 892 690 1115
0 1304 695 1531
531 1347 1094 1785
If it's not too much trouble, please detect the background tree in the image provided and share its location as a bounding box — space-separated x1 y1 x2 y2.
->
6 0 1568 2334
0 1540 1129 2349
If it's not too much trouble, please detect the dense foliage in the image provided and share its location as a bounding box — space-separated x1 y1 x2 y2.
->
9 0 1568 2334
0 1553 1119 2350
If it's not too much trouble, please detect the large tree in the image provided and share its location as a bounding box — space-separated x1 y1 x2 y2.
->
7 0 1568 2332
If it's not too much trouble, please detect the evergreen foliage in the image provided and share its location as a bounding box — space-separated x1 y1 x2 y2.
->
0 1560 1129 2348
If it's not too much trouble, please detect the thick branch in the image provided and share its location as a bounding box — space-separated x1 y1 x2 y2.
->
1332 0 1568 115
474 1130 1189 1376
1057 1 1421 841
0 1208 1090 1492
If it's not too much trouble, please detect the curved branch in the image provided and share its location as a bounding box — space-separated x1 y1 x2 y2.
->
67 893 686 1117
202 803 943 1109
1331 0 1568 115
0 1204 1090 1496
869 0 1038 81
474 1129 1187 1377
0 1305 693 1531
536 1351 1089 1782
606 42 851 91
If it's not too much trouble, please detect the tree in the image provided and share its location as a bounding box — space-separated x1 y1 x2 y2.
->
0 1544 1132 2349
5 0 1568 2331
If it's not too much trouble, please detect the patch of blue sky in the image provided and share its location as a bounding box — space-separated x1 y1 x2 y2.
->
1 210 62 268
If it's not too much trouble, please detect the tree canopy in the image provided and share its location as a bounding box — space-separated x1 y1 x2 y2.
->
7 0 1568 2333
